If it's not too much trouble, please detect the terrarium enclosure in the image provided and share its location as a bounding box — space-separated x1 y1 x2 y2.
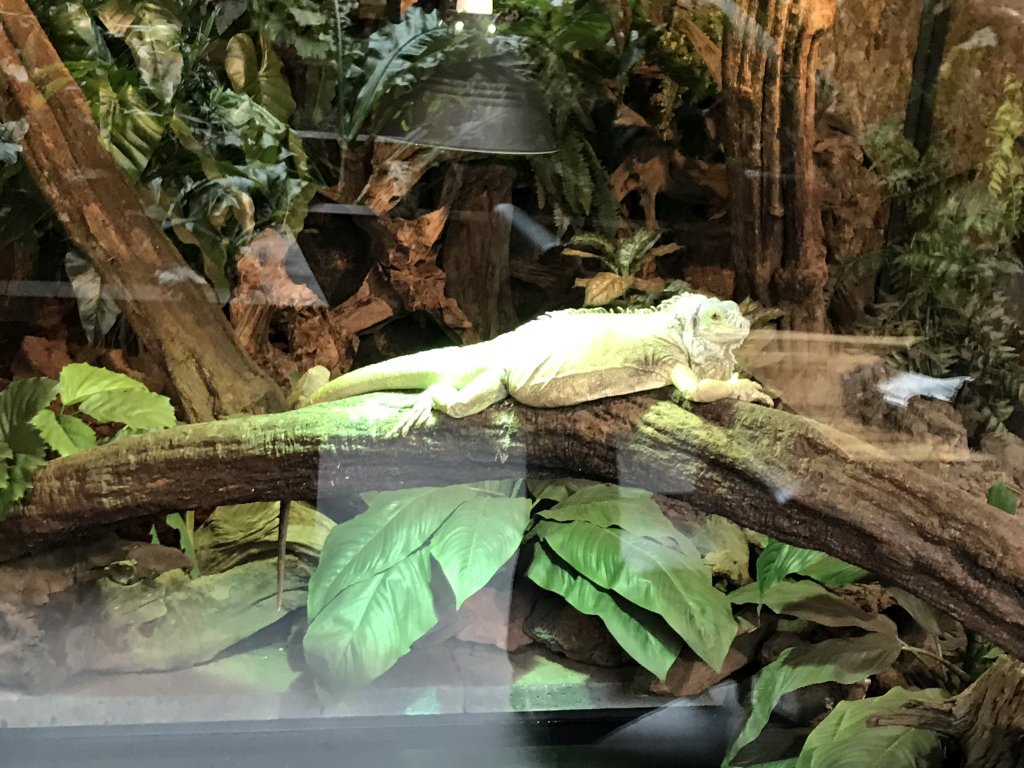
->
0 0 1023 765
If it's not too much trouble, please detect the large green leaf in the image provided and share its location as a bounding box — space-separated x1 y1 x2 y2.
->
308 485 485 620
225 33 297 123
0 377 58 455
723 633 904 766
429 496 531 608
58 363 175 431
535 521 736 670
537 484 697 554
527 544 683 680
0 377 54 519
757 540 866 593
101 1 185 104
304 549 438 694
530 478 649 504
731 580 897 635
348 8 452 141
30 410 97 457
795 687 944 768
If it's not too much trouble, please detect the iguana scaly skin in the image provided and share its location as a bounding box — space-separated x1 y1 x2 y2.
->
305 293 773 433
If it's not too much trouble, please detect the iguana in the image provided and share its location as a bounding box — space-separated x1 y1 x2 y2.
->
277 293 772 609
305 292 773 430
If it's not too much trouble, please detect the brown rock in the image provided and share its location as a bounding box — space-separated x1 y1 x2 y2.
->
524 593 630 668
644 626 765 698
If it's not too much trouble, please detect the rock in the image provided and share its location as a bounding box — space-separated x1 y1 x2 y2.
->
455 584 535 652
641 624 765 698
980 430 1024 488
524 593 630 668
841 361 970 455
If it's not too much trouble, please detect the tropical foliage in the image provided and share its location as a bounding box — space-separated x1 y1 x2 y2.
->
302 476 986 767
864 76 1024 433
0 363 175 521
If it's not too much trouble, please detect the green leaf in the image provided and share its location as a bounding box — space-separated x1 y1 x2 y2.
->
0 377 58 455
30 410 97 457
757 540 865 592
124 10 184 104
304 548 438 694
723 634 904 766
987 478 1017 514
349 8 452 141
690 516 752 585
225 33 297 122
731 580 897 635
65 252 120 344
429 496 531 608
529 477 608 503
527 544 683 680
166 511 201 579
308 485 485 620
537 484 697 554
0 451 47 520
58 363 175 431
795 687 945 768
535 521 737 670
0 440 12 490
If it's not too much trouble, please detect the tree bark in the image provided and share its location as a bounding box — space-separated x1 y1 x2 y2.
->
441 163 517 340
874 656 1024 768
2 392 1023 660
0 0 285 420
721 0 835 331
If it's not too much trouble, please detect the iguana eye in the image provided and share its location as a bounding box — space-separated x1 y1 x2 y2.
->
711 312 720 320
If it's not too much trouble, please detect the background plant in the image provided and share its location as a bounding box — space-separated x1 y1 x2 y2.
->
863 76 1024 434
0 364 176 521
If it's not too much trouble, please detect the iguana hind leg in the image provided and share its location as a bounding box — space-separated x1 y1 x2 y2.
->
389 371 509 436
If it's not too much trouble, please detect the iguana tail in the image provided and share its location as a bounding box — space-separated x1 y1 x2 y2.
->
305 346 469 405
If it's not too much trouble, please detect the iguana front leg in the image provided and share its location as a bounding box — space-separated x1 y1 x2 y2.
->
671 364 773 406
389 370 509 436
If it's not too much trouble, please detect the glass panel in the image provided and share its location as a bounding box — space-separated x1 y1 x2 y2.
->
0 0 1021 765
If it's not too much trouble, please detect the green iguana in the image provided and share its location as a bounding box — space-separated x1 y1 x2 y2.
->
277 293 771 609
305 292 773 432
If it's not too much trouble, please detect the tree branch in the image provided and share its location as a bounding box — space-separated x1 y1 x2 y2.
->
2 392 1023 660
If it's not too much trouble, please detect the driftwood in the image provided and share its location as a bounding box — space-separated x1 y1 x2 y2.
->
1 392 1023 660
0 0 285 420
874 655 1024 768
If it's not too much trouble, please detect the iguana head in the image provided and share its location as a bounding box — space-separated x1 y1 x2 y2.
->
693 298 750 344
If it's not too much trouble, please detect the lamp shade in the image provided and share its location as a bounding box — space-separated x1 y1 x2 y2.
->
376 53 557 155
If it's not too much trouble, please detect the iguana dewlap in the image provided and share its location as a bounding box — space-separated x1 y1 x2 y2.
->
306 292 772 433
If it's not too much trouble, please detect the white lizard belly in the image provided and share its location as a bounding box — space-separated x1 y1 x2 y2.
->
507 367 672 407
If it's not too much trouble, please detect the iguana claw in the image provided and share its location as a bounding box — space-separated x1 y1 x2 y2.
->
386 392 436 437
732 378 774 407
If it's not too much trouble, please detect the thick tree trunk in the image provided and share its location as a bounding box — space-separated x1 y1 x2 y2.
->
2 392 1023 660
0 0 285 420
721 0 835 331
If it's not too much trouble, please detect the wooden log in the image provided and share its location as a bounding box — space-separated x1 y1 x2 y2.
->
0 0 285 420
2 392 1023 660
